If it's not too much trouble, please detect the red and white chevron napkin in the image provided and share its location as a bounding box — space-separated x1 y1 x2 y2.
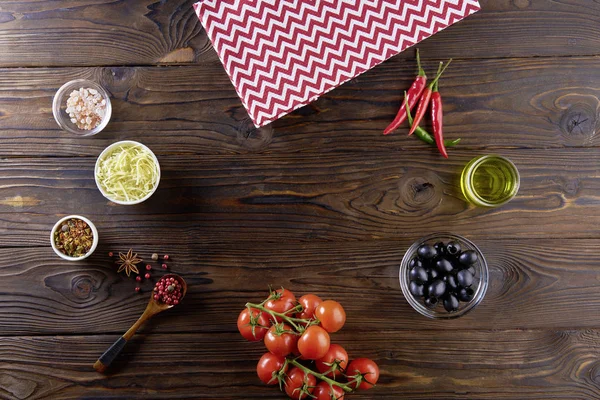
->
194 0 480 128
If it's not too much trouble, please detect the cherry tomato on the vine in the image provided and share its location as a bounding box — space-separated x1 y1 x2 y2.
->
346 358 379 390
264 288 297 322
264 323 298 357
315 300 346 333
237 308 270 341
312 381 344 400
315 343 348 379
284 367 316 400
256 352 287 385
297 294 322 320
297 325 330 360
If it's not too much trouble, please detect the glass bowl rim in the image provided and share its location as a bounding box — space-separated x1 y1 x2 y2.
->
399 233 489 319
461 154 520 207
52 79 112 136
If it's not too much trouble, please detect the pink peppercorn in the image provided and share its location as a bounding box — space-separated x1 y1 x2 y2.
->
163 255 170 260
135 287 140 292
136 276 142 282
162 264 168 269
146 264 152 271
145 273 151 279
108 252 113 257
154 295 159 300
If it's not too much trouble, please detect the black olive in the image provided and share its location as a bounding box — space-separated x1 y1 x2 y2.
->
424 297 438 308
409 281 424 297
446 241 461 256
459 250 478 265
443 294 459 312
427 279 447 298
409 266 428 284
408 257 423 269
434 241 446 255
435 258 454 274
446 274 459 292
428 268 439 281
467 266 476 276
457 269 474 288
417 244 438 260
458 287 475 302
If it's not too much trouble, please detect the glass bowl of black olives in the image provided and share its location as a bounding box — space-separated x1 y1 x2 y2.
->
399 233 488 319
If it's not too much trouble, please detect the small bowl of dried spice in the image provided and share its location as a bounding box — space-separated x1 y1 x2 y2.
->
51 215 99 261
52 79 112 136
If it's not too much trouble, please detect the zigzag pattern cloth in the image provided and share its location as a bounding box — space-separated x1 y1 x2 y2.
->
194 0 480 128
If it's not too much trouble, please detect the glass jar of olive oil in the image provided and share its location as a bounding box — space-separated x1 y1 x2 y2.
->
460 155 520 207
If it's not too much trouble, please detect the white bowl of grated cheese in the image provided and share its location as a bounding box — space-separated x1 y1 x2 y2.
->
95 141 161 205
53 79 112 136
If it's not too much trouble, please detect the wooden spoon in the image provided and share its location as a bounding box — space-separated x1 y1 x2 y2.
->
93 274 187 373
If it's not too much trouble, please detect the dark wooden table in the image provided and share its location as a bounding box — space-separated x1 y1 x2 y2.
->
2 1 600 399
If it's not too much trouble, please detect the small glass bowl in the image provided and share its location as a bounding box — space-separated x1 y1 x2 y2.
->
95 140 161 205
50 215 99 261
399 233 488 319
52 79 112 136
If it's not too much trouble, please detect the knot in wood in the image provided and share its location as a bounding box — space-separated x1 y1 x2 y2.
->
237 118 273 151
101 68 137 98
45 270 106 304
559 101 598 145
72 276 95 300
397 171 442 212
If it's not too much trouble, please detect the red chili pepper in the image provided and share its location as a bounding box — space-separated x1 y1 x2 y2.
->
408 59 452 136
383 49 426 135
431 79 447 158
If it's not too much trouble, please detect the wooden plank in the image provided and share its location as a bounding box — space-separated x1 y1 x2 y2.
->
1 330 599 399
1 55 600 157
1 1 600 67
0 148 599 246
2 239 600 335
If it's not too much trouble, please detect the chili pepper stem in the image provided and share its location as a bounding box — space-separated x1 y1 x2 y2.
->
429 59 451 90
288 359 353 393
404 92 414 125
416 48 425 77
433 62 442 92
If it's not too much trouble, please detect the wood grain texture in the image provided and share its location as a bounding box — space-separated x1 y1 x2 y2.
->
3 1 600 398
2 239 600 336
1 1 600 67
1 330 600 399
0 148 598 246
1 55 600 156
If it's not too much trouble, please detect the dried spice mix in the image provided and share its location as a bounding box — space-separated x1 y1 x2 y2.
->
54 218 94 257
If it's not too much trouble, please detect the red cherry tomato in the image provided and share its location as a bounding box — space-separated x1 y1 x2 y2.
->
297 294 323 320
297 325 330 360
346 358 380 390
315 343 348 379
284 367 316 400
264 288 297 322
312 381 344 400
264 324 298 357
237 308 270 341
315 300 346 333
256 352 287 385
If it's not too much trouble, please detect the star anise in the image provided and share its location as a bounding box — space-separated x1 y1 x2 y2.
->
115 248 143 276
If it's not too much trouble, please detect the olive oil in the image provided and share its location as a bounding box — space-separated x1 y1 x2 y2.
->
461 155 520 207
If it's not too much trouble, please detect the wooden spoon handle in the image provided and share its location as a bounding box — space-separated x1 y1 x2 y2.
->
93 306 156 373
93 336 128 373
